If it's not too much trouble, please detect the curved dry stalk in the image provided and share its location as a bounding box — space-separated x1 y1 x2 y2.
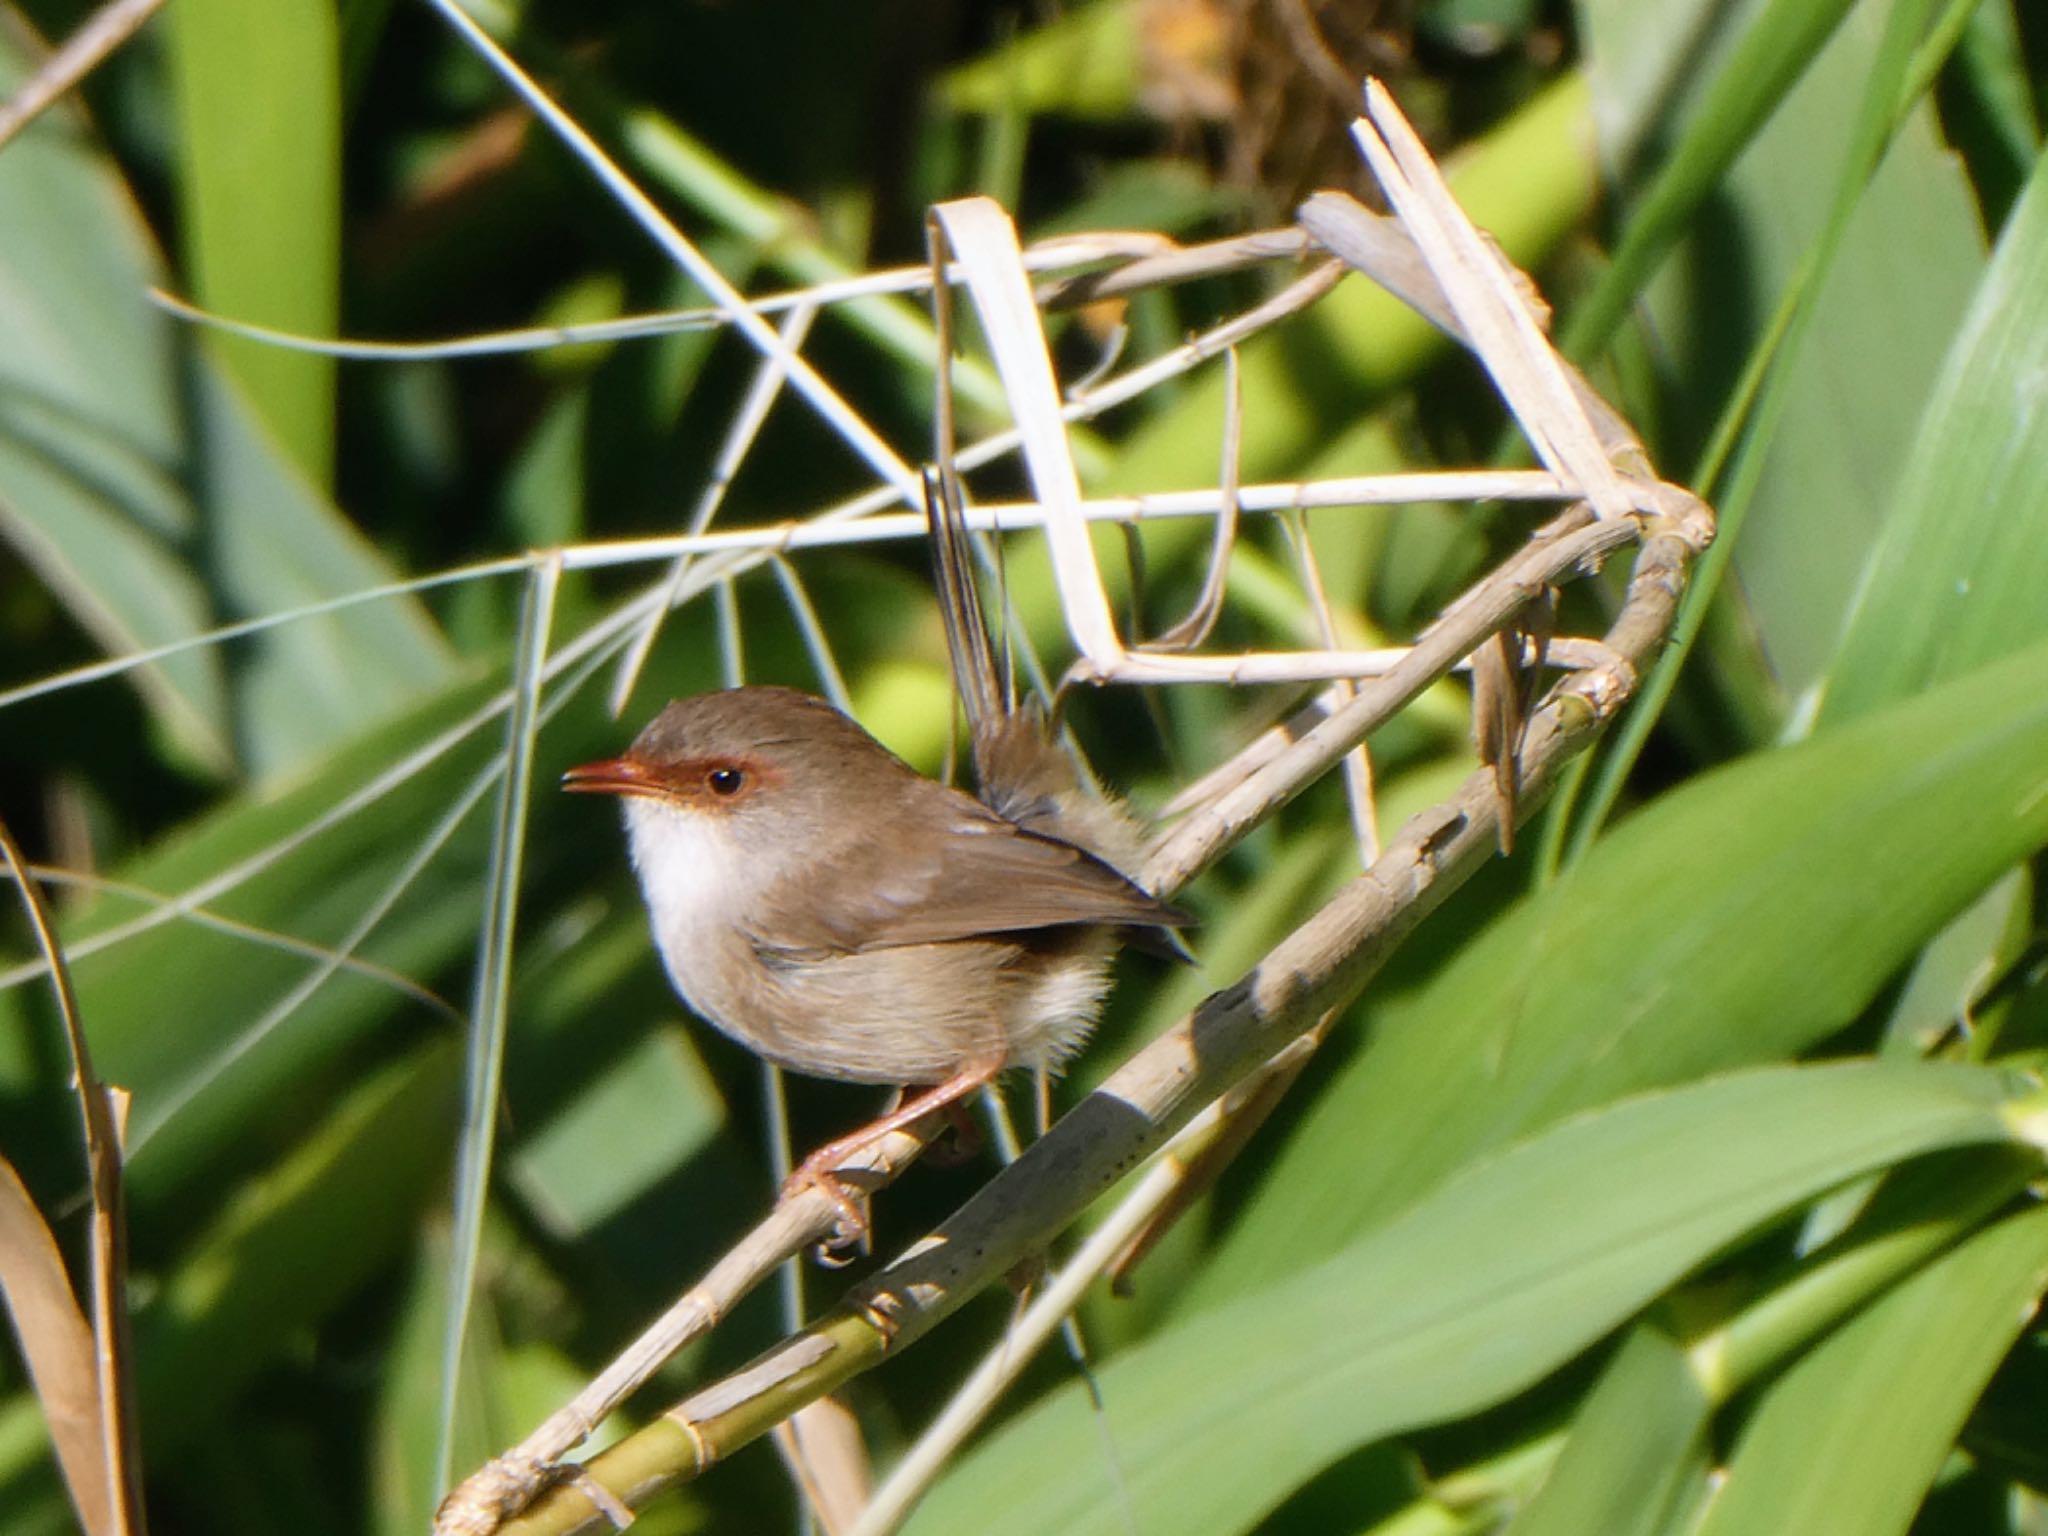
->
1034 228 1314 310
1348 86 1632 523
434 476 1711 1536
0 0 165 154
145 229 1164 359
0 816 142 1534
1138 348 1242 654
437 79 1715 1536
1139 505 1665 893
474 499 1708 1536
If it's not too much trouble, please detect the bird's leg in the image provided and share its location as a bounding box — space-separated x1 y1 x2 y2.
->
923 1095 985 1167
783 1056 1003 1254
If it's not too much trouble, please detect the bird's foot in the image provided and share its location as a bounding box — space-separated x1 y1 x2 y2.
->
779 1152 876 1263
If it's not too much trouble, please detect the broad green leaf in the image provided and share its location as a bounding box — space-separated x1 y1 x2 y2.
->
1696 1203 2048 1536
161 0 458 775
1709 1144 2038 1395
906 1061 2036 1536
1879 868 2031 1056
134 1042 458 1440
1817 137 2048 723
1186 636 2048 1309
1582 0 1985 718
1560 1150 2041 1536
1711 38 1983 721
0 33 228 771
168 0 341 486
0 21 458 781
508 1024 726 1239
1566 0 1860 354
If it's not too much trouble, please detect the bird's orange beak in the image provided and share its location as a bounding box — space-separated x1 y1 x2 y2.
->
562 756 661 798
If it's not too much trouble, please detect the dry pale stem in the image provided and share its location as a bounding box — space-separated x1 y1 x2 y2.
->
479 499 1710 1536
441 84 1716 1533
434 459 1699 1531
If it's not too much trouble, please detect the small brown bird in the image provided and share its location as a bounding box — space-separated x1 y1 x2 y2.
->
565 478 1184 1236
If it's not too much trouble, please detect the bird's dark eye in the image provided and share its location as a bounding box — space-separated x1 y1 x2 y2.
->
706 766 745 796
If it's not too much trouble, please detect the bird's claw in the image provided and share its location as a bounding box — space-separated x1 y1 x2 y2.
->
780 1160 874 1264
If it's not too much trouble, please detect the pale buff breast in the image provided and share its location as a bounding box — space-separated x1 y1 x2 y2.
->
621 794 1113 1084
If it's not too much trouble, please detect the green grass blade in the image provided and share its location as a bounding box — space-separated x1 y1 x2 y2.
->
1562 0 1975 857
167 0 340 486
1566 0 1859 358
1500 1327 1710 1536
1816 137 2048 722
1695 1203 2048 1536
435 559 559 1500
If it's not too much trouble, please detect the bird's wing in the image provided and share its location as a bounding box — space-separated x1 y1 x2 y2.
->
750 796 1186 956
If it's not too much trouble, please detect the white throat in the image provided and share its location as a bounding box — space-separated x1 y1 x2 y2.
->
620 798 752 1003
